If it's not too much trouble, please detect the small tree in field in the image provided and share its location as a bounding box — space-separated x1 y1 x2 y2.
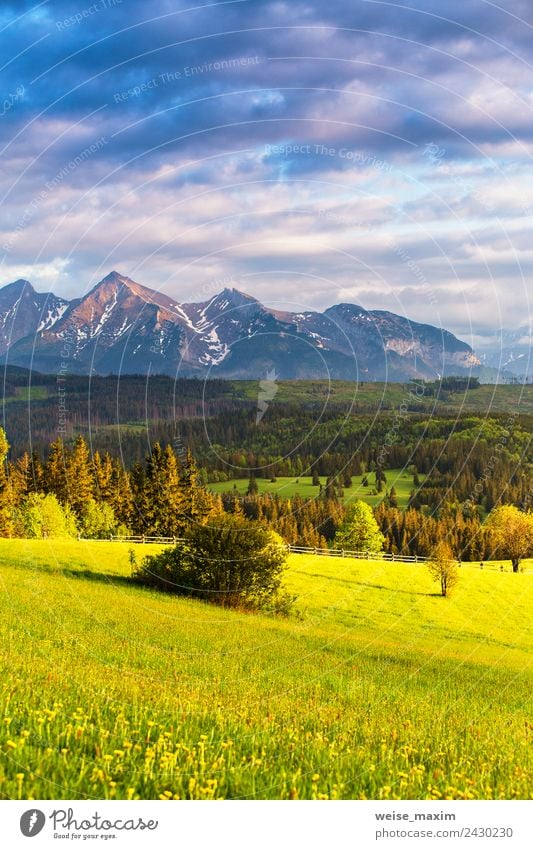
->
78 498 120 539
132 512 288 609
247 474 259 495
485 505 533 572
427 541 459 597
17 492 78 539
335 500 385 553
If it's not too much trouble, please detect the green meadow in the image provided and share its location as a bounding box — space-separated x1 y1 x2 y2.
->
0 539 531 800
209 468 421 508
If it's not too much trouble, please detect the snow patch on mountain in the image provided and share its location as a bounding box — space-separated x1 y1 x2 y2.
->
93 289 118 336
37 302 68 332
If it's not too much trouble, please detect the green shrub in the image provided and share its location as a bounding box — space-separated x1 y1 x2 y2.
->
132 513 288 609
78 498 119 539
17 493 78 539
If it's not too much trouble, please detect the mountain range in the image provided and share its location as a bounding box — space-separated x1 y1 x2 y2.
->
0 271 482 381
474 326 533 377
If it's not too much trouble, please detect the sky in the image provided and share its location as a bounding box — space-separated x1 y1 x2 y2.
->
1 0 533 347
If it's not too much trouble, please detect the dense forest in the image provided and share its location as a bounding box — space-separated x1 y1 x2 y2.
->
1 369 532 558
0 430 501 559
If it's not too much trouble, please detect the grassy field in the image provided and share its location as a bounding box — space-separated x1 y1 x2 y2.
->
231 380 533 414
3 386 49 404
0 539 531 800
209 468 421 508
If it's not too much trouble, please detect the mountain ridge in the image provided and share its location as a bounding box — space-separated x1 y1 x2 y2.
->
0 271 481 381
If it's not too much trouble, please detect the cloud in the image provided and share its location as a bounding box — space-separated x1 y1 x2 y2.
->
1 0 532 338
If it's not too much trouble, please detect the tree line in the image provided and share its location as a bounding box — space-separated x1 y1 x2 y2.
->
0 427 532 571
0 431 221 540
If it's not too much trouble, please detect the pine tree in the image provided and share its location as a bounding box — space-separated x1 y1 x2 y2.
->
178 448 217 530
12 453 32 500
93 451 113 501
129 462 146 533
324 475 338 500
30 450 45 492
67 435 95 515
45 438 69 503
139 443 167 535
160 444 185 535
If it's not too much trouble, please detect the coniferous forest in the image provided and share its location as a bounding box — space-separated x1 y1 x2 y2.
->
1 369 532 560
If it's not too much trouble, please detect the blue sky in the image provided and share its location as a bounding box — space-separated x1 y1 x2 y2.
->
1 0 533 345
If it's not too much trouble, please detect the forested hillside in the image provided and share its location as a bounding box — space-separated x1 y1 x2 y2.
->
1 369 532 559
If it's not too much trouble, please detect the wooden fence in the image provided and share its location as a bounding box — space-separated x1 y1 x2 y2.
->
77 536 532 570
80 535 429 564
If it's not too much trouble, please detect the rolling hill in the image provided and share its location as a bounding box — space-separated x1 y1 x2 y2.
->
0 539 531 800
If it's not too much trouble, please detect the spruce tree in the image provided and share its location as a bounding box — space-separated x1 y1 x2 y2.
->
179 448 219 532
140 443 166 535
45 438 69 504
160 444 185 535
93 451 113 501
30 450 45 492
67 435 95 515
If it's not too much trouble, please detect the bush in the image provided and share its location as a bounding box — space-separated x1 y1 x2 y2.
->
132 512 288 609
78 498 120 539
17 493 78 539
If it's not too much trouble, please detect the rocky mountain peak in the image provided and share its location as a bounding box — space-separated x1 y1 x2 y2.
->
0 271 481 380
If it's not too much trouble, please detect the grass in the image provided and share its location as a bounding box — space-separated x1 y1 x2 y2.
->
230 380 533 414
209 468 422 508
0 538 531 800
2 386 49 404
